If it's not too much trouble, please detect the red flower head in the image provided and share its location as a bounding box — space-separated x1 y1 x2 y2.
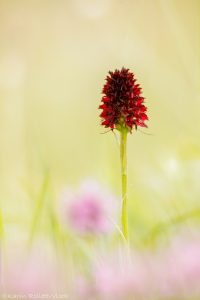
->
99 67 148 132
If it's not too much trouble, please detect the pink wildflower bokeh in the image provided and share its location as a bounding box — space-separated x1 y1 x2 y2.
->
75 232 200 300
3 245 68 296
60 180 118 235
88 248 154 300
155 234 200 298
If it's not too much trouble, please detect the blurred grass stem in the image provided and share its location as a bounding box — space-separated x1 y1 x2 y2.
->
28 171 50 248
0 208 4 241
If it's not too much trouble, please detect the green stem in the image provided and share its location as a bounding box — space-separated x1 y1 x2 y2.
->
0 208 4 241
120 127 129 242
28 171 50 248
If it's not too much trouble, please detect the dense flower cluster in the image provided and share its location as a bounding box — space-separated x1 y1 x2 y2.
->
99 67 148 131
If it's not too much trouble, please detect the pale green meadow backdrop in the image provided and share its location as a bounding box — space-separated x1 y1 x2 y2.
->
0 0 200 247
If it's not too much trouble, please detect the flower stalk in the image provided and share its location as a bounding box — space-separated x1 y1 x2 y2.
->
120 127 128 241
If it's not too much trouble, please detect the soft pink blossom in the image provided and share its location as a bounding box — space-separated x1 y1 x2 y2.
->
3 246 67 295
92 248 153 300
155 235 200 298
60 180 118 235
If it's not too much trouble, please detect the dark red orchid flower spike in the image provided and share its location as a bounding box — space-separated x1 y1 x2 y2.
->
99 67 148 132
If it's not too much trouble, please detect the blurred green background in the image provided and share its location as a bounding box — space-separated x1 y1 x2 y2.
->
0 0 200 244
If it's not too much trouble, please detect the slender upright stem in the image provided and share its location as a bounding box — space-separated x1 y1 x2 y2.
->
120 127 129 241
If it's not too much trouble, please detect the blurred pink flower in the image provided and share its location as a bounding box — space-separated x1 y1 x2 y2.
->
60 180 118 235
4 245 67 295
156 234 200 298
92 248 153 300
76 233 200 299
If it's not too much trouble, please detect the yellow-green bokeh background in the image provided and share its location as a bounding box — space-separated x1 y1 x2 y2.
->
0 0 200 244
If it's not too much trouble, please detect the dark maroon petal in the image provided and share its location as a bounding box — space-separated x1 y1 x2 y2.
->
99 68 148 130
